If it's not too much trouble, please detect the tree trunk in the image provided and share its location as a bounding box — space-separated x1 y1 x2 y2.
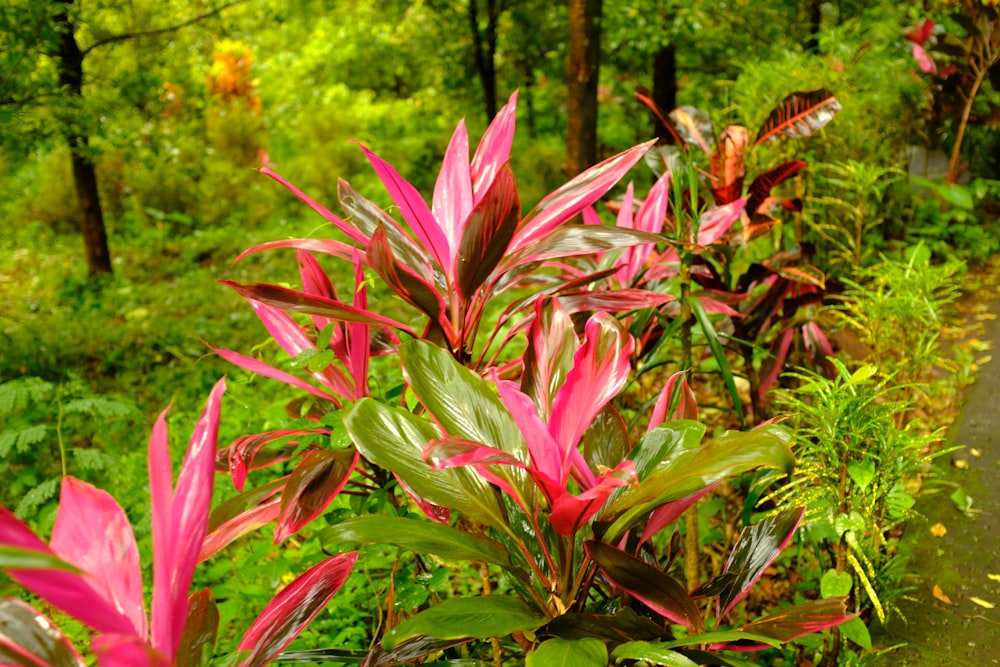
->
54 0 112 277
469 0 499 122
566 0 602 176
652 44 677 142
804 0 822 54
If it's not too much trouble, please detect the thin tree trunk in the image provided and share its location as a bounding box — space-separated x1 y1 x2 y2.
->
804 0 822 54
566 0 602 176
652 44 677 142
54 0 112 276
469 0 499 122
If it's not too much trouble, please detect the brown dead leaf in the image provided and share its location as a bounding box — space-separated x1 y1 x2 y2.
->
933 584 955 605
930 522 948 537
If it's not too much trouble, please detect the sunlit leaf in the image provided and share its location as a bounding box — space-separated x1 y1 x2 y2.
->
754 89 841 145
0 598 85 667
275 449 359 543
527 638 607 667
319 516 510 567
382 597 546 650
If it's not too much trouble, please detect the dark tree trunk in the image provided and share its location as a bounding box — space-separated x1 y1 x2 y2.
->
652 44 677 142
566 0 602 176
804 0 822 54
469 0 499 122
54 0 112 277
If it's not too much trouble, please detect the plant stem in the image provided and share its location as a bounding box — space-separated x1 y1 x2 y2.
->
57 400 67 478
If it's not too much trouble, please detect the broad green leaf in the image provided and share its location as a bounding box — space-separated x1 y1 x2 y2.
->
838 616 871 651
527 638 606 667
344 399 508 531
611 641 701 666
585 541 703 631
382 597 546 650
0 598 85 667
833 511 865 537
0 546 79 573
847 364 877 385
600 425 794 540
689 297 743 422
582 405 630 471
319 516 511 567
846 458 875 491
628 421 705 480
820 569 853 599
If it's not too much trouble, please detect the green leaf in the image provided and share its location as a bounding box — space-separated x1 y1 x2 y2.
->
628 421 705 481
582 405 630 471
846 458 875 491
344 399 508 531
689 297 743 422
600 425 794 540
0 546 79 573
820 569 853 599
319 516 511 567
611 641 704 666
833 511 865 537
847 364 877 385
527 638 607 667
644 631 783 650
382 597 546 650
838 616 871 651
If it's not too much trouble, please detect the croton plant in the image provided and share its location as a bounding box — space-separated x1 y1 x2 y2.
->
0 91 852 666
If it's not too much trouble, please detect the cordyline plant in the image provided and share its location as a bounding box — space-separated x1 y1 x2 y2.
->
0 380 357 667
204 91 678 551
627 87 841 420
192 90 853 664
318 297 853 665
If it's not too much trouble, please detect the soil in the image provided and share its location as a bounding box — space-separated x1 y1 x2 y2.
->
872 270 1000 663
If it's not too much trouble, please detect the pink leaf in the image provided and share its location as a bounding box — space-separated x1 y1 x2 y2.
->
548 314 634 487
759 329 795 399
511 141 655 252
237 553 359 667
248 300 354 399
50 478 146 639
260 168 368 246
433 120 474 277
210 346 342 406
358 143 450 271
199 498 282 562
696 198 747 246
495 376 566 498
620 172 670 285
150 378 225 661
471 91 518 205
549 462 637 536
274 449 359 543
222 429 325 490
639 484 718 545
232 238 358 266
648 371 699 429
91 635 170 667
348 251 372 400
0 508 137 638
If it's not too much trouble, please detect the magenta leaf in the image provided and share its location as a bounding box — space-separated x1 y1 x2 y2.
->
555 289 673 314
506 224 662 271
696 507 806 620
274 448 359 543
222 429 326 490
232 238 357 265
511 141 655 252
90 635 170 667
519 297 579 419
358 143 450 271
0 508 137 638
648 371 699 428
366 226 447 328
548 313 634 482
585 541 704 632
494 377 567 503
199 497 282 563
221 281 418 337
0 598 85 667
237 552 359 667
210 346 341 406
549 463 636 536
639 484 718 546
50 477 146 639
260 167 368 246
149 378 225 661
470 91 518 204
432 119 473 277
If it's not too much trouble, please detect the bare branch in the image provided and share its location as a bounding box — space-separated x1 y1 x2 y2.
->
80 0 247 58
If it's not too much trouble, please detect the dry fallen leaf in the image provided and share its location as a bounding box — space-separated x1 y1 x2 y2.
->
930 522 948 537
954 459 970 469
989 574 1000 582
933 584 955 605
971 448 982 458
970 597 995 609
